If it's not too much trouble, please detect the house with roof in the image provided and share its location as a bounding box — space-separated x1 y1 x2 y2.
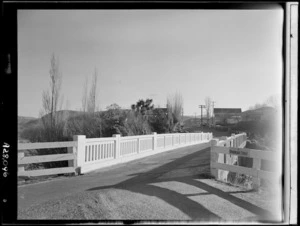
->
213 108 242 125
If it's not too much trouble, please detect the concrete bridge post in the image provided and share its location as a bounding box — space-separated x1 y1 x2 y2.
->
152 132 157 150
74 135 86 175
113 134 121 159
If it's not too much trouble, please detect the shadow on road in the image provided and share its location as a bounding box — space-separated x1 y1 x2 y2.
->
87 147 276 222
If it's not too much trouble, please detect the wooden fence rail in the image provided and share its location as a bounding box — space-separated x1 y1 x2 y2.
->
210 133 280 189
18 141 78 177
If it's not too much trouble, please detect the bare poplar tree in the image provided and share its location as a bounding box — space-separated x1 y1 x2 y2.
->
174 91 183 123
41 54 62 126
166 91 184 131
265 94 281 110
87 69 98 113
205 96 212 122
82 77 88 112
40 53 64 141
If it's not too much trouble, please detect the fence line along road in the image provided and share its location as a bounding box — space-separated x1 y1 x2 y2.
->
210 133 281 189
18 132 213 177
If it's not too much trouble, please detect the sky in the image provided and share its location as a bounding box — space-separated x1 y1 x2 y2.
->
18 8 283 118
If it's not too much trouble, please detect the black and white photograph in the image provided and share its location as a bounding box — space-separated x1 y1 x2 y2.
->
2 1 297 224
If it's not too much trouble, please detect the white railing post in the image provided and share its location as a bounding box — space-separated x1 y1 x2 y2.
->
74 135 86 174
152 132 157 150
113 134 121 158
172 134 174 146
137 137 140 154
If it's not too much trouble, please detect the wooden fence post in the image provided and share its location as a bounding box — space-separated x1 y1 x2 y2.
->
253 158 261 190
210 139 219 179
18 151 25 174
74 135 86 175
234 135 237 148
68 138 78 175
113 134 121 158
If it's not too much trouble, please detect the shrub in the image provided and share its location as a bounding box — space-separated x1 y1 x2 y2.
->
124 111 152 136
99 107 129 137
66 112 102 138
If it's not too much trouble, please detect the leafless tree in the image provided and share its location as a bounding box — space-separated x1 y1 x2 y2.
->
248 103 268 111
87 68 98 113
39 53 66 142
166 91 184 131
167 91 183 123
265 94 281 111
82 77 88 112
205 96 212 121
41 54 63 128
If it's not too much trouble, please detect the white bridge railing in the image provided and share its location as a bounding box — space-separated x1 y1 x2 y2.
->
79 132 212 174
18 132 213 177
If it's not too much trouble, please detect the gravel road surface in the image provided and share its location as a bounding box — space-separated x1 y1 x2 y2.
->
18 143 282 223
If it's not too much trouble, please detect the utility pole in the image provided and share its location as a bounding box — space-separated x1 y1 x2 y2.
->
198 105 205 127
212 101 216 126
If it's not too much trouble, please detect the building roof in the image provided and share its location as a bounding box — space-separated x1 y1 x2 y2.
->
214 108 242 114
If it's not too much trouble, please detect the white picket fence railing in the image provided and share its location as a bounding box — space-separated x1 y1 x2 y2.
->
78 132 212 174
18 132 213 176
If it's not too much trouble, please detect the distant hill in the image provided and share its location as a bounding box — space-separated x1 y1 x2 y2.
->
18 116 37 124
18 116 39 140
241 106 276 115
18 110 83 141
241 106 277 121
18 110 112 141
40 110 84 122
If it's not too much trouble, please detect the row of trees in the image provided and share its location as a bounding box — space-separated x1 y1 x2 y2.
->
23 54 185 143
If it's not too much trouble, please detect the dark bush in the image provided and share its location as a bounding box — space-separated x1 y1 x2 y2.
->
148 108 171 134
100 108 129 137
